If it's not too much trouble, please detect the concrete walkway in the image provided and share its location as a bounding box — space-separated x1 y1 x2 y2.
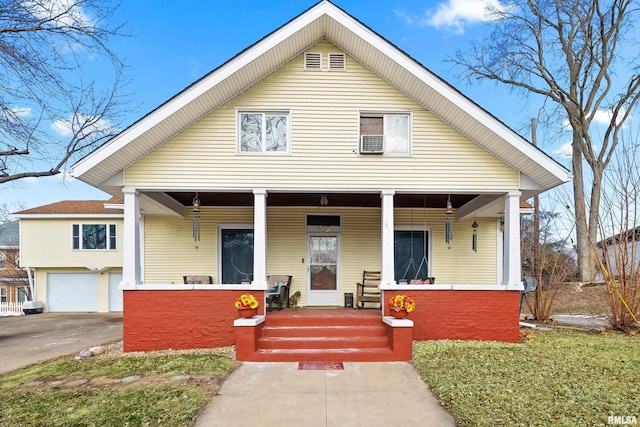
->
195 361 456 427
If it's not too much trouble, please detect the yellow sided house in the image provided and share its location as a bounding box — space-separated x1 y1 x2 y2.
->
15 199 124 313
71 1 569 359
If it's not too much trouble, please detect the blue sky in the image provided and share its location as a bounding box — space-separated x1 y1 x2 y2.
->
1 0 572 213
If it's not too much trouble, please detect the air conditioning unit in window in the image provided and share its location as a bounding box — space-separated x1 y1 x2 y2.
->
360 135 384 153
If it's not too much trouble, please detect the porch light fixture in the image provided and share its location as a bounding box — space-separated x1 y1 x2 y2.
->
320 194 328 206
192 192 201 242
445 195 453 245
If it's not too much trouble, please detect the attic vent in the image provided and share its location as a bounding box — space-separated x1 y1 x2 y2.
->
360 135 384 153
304 52 322 70
328 53 346 71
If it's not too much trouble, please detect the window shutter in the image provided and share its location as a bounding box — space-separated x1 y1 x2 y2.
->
328 53 346 71
304 52 322 70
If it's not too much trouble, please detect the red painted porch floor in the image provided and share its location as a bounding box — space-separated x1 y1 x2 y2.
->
246 307 410 362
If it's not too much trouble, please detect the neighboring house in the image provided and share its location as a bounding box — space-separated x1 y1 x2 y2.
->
596 227 640 279
0 220 30 306
15 199 124 312
71 1 570 351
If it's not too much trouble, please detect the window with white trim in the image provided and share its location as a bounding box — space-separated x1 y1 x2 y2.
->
359 112 411 155
238 111 290 153
394 227 432 282
73 224 117 250
0 250 6 269
0 286 6 302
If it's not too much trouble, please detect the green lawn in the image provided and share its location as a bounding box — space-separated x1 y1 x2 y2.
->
0 348 239 427
413 329 640 427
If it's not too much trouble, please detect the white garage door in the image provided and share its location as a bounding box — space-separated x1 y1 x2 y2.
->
108 272 123 312
47 273 98 312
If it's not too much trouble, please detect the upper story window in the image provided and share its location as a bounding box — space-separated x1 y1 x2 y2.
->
238 110 290 154
73 224 117 250
359 112 411 156
0 250 6 269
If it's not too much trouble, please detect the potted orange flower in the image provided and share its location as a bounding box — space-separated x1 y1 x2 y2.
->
387 295 415 319
235 294 259 318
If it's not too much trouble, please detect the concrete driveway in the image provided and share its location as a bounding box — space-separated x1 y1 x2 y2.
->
0 313 123 374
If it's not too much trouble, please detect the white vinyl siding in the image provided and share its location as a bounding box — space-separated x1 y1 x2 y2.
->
125 40 518 191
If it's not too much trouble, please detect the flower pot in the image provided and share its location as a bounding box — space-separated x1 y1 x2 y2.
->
389 308 409 319
238 307 258 318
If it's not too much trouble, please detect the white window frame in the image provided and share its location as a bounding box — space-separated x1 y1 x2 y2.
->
394 225 433 282
237 109 291 154
0 286 6 302
72 223 117 251
359 111 412 156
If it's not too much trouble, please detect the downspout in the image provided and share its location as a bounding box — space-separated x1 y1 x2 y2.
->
25 267 34 301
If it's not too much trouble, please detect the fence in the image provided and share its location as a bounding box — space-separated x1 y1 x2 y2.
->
0 301 24 313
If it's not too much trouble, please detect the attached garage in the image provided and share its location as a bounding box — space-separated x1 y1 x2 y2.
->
47 273 98 312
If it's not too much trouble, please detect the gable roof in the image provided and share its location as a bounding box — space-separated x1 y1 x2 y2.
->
72 0 569 192
14 198 123 217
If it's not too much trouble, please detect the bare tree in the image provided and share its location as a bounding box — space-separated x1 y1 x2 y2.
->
521 205 578 320
596 135 640 331
450 0 640 281
0 0 128 184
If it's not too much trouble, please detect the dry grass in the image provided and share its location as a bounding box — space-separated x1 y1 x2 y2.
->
522 282 610 315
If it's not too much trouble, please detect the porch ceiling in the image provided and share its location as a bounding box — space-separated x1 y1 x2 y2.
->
163 191 477 209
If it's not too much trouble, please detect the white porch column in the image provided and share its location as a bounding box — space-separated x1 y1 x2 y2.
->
122 188 142 285
253 189 267 286
381 190 395 286
503 191 521 287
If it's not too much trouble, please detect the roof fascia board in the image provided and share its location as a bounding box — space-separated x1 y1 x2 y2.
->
73 2 331 179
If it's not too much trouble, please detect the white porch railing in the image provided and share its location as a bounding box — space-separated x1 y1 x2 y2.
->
0 301 24 313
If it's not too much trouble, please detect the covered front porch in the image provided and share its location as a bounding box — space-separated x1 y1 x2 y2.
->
119 188 524 292
118 188 523 355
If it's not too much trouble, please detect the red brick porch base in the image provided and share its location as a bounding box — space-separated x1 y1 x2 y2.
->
123 290 265 352
383 290 521 343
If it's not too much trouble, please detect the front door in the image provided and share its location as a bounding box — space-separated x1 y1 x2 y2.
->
306 234 341 305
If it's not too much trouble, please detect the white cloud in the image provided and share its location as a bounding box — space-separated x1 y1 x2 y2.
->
553 141 573 159
51 114 115 140
2 107 31 120
424 0 507 34
593 109 628 126
27 0 93 28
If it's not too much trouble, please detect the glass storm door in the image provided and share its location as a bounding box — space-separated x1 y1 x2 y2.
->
307 234 340 305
